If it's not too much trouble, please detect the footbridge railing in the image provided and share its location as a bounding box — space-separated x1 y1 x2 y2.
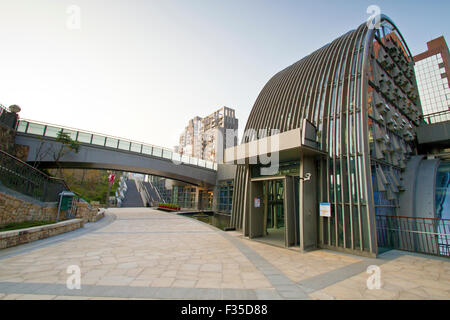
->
16 119 218 171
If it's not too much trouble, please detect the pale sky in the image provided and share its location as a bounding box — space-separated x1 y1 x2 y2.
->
0 0 449 149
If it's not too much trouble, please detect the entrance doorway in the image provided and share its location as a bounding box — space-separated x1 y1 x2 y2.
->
249 175 299 248
264 179 285 246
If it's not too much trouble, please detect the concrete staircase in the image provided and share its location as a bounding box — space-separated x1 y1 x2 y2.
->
121 180 144 207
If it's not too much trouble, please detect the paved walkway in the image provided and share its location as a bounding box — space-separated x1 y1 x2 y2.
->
0 208 449 300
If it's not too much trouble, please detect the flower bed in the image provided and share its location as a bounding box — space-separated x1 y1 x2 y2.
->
157 203 181 211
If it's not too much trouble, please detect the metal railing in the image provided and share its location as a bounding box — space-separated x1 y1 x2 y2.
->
421 109 450 125
16 119 218 171
376 215 450 257
0 149 70 202
136 179 153 207
148 181 165 203
150 181 171 203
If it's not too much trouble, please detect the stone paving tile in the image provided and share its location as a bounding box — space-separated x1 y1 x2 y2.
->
312 254 450 300
254 289 283 300
54 295 93 300
1 294 26 300
240 238 362 283
0 209 271 291
0 208 449 300
16 294 57 300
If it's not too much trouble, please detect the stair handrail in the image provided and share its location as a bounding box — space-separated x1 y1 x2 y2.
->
0 149 70 202
136 179 152 207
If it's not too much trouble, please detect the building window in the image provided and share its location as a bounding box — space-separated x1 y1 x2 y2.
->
218 180 233 214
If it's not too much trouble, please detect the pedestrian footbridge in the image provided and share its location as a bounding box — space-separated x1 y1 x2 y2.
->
15 119 217 187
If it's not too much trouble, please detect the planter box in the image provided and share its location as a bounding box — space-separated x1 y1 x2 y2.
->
0 219 84 249
157 206 180 212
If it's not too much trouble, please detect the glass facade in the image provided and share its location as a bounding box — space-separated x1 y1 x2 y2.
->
217 180 233 213
172 185 196 209
436 162 450 220
415 53 450 122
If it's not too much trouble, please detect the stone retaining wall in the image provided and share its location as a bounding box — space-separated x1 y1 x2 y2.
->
75 202 104 223
0 123 29 161
0 219 84 249
0 123 15 154
0 192 59 227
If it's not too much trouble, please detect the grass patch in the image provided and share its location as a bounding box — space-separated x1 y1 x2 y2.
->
0 220 57 232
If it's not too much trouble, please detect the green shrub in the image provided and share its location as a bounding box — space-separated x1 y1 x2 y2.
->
158 203 180 210
0 221 57 232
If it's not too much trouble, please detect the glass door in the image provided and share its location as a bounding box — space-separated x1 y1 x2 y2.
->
266 179 285 232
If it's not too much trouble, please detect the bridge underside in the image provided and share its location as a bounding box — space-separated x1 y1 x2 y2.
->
16 134 217 187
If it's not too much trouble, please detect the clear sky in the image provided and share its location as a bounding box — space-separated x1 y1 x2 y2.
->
0 0 449 149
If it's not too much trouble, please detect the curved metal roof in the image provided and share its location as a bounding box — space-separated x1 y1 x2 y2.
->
242 15 413 148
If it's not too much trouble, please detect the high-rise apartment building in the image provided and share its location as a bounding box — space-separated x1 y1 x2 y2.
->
414 36 450 123
177 107 238 162
176 116 202 157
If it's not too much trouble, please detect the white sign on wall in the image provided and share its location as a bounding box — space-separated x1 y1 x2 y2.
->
320 202 331 217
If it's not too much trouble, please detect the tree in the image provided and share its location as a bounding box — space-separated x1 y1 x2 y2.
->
53 130 80 178
32 137 52 168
